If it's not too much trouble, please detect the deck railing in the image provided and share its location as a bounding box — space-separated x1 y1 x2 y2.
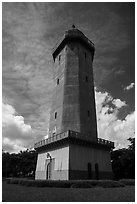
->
34 130 114 149
34 131 69 149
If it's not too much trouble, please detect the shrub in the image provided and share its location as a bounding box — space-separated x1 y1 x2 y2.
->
71 183 92 188
18 179 26 185
9 178 19 184
97 180 125 188
6 178 11 184
120 179 135 186
6 178 126 188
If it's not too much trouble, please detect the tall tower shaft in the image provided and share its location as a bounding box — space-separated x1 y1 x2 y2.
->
49 27 97 141
35 27 114 181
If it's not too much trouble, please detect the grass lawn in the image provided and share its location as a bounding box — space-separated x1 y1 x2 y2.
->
2 180 135 202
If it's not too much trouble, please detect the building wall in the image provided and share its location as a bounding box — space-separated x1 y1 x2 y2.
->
35 144 113 180
35 146 69 180
48 40 97 142
79 44 98 141
48 47 66 137
69 144 113 179
61 42 81 133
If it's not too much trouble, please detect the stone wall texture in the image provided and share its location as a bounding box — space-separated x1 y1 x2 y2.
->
35 145 69 180
49 39 97 142
35 144 113 180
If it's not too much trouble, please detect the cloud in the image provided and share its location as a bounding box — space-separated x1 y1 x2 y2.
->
2 3 134 152
3 90 134 152
2 102 34 153
112 99 126 109
92 11 131 53
2 2 54 140
114 68 125 76
124 82 135 91
95 89 135 149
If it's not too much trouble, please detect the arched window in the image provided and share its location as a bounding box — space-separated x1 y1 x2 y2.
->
85 76 88 82
57 78 59 85
95 163 99 180
55 112 57 119
46 158 55 180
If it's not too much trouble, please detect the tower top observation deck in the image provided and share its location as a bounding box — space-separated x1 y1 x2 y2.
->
53 25 95 60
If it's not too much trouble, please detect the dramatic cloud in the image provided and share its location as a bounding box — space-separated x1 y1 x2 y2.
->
2 3 54 142
114 68 125 76
2 103 33 152
2 3 134 152
95 90 135 149
2 91 134 153
124 82 135 91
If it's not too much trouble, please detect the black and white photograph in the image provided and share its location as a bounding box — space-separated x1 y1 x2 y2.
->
2 2 135 202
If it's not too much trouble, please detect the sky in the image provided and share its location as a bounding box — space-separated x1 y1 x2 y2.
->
2 2 135 153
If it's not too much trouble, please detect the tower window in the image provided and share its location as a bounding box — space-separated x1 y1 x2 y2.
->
85 76 88 82
88 110 90 117
57 78 59 85
85 52 87 59
55 112 57 119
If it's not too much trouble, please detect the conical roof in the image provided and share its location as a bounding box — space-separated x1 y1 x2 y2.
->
53 25 95 59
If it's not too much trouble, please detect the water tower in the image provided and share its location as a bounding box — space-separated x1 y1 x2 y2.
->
35 26 114 180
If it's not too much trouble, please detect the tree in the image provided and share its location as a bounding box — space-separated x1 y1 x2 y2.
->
128 137 135 151
2 151 11 177
111 137 135 179
2 149 38 178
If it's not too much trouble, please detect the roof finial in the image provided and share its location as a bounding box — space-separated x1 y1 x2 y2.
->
72 24 75 29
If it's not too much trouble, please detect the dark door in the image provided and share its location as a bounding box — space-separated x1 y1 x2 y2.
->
46 158 55 180
95 163 99 180
46 162 51 180
87 163 92 179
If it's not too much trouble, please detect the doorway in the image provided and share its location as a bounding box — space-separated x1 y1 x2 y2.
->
46 162 51 180
45 158 55 180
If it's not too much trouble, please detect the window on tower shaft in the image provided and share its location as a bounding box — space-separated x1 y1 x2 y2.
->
88 110 90 117
85 76 88 82
57 78 59 85
55 112 57 119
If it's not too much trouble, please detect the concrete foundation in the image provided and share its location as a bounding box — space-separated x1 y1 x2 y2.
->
35 145 69 180
35 131 114 180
